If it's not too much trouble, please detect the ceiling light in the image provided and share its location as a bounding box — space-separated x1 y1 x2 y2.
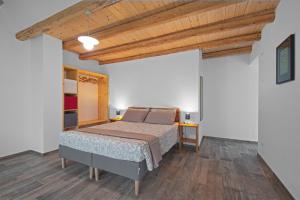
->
77 9 99 51
78 36 99 51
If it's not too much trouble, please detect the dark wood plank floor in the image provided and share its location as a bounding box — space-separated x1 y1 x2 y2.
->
0 137 293 200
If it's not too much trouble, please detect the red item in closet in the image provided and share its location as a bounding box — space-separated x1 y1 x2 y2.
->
64 96 78 110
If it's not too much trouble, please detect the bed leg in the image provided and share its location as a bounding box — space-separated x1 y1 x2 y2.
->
89 167 94 180
135 180 140 196
94 168 99 181
61 158 66 169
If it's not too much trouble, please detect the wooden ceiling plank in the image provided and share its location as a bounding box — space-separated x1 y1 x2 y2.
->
16 0 121 41
202 46 252 59
64 1 234 49
98 32 259 64
63 1 187 48
79 9 273 60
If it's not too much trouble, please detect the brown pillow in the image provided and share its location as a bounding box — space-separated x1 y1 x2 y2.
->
122 108 150 122
144 109 176 125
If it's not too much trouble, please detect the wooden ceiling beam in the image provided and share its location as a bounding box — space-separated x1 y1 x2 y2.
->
64 1 234 49
202 46 252 59
79 9 274 60
201 32 260 48
16 0 120 41
98 33 259 64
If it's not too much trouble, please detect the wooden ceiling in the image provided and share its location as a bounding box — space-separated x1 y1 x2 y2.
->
16 0 279 64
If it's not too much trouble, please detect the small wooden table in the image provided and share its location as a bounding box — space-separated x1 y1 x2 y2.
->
178 123 199 152
110 116 123 122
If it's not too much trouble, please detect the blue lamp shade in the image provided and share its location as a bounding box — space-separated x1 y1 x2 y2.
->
185 113 191 120
116 110 121 116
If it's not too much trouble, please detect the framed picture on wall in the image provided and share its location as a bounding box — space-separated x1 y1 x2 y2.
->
276 34 295 84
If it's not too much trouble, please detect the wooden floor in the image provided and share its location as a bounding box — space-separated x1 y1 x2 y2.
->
0 137 293 200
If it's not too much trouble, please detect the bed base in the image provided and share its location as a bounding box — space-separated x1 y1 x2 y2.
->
59 145 94 179
92 153 147 196
60 157 94 180
59 145 147 195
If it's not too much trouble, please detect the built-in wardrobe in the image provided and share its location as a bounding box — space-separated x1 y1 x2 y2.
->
63 66 108 130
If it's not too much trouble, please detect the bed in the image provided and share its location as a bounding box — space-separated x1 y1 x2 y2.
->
59 107 180 195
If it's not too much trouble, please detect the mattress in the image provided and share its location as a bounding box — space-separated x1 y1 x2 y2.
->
59 121 178 171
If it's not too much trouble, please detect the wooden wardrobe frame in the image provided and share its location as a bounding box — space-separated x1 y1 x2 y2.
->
63 65 109 130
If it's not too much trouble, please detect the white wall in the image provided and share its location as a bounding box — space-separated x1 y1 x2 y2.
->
0 8 31 157
30 34 63 153
43 35 63 153
2 0 80 33
103 51 259 144
0 0 110 157
30 35 44 153
104 51 200 117
63 50 108 74
0 0 79 157
202 55 259 141
252 0 300 198
103 50 202 141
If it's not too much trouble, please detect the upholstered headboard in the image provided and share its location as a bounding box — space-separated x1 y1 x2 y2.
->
128 107 180 123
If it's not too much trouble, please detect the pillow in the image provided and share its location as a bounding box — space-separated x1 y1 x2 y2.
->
151 108 177 112
144 109 176 125
122 108 150 122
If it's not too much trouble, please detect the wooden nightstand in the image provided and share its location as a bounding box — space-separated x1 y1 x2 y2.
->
110 116 123 122
178 123 199 152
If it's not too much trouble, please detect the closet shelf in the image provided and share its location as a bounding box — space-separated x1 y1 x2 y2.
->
64 95 78 110
64 109 78 112
64 93 77 95
64 79 77 94
64 126 77 131
64 112 78 129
